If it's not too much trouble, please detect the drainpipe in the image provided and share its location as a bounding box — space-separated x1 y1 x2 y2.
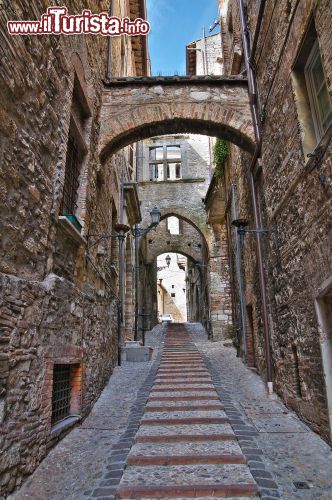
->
134 232 140 341
231 184 247 361
249 0 267 65
117 158 126 365
237 0 273 394
202 27 208 74
105 1 114 81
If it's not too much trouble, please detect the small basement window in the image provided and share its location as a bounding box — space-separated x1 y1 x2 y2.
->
52 364 71 424
51 363 81 425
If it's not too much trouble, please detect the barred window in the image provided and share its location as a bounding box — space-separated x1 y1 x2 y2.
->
51 364 71 425
60 74 91 218
61 133 82 215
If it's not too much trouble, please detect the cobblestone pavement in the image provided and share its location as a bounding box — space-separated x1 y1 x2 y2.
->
9 323 332 499
188 323 332 500
9 326 165 500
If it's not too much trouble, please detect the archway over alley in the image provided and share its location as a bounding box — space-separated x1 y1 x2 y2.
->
99 75 255 161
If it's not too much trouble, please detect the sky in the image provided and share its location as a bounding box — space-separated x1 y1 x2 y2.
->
146 0 219 76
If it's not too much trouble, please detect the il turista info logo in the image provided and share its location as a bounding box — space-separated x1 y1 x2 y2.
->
7 7 150 36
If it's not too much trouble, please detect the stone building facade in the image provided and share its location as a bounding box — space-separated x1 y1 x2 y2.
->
136 130 232 339
0 0 148 494
211 0 332 443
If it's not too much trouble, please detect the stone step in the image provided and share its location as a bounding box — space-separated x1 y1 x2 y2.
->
117 483 258 498
158 367 207 371
141 414 229 424
118 465 257 497
129 440 243 457
127 454 246 466
158 368 209 372
137 423 233 436
149 387 217 393
152 381 215 387
148 395 219 401
145 404 224 411
155 375 211 380
136 433 237 443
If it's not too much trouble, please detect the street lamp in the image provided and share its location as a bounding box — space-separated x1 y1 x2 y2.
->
165 255 171 267
134 207 161 342
133 206 161 238
150 206 161 226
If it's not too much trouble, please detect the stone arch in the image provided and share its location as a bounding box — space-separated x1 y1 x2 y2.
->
144 212 209 265
99 77 255 162
155 249 199 262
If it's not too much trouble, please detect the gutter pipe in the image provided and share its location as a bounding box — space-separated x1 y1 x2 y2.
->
237 0 273 394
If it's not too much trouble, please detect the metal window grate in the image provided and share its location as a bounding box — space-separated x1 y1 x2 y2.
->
51 364 71 425
61 134 81 215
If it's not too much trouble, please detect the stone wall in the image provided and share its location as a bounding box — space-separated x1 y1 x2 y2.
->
194 33 223 76
218 0 332 442
0 0 145 494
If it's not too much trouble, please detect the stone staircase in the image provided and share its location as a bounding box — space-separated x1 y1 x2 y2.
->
116 324 259 498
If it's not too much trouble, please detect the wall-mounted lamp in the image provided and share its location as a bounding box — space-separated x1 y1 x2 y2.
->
150 206 161 226
133 206 161 238
166 255 171 267
209 19 220 32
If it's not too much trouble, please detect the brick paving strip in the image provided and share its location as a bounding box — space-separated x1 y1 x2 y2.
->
106 324 263 499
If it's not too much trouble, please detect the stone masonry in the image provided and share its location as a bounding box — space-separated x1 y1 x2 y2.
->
215 0 332 443
0 0 148 495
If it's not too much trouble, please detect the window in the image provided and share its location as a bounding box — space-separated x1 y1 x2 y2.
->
61 131 82 215
51 364 71 424
166 216 180 235
292 21 332 158
166 146 181 180
60 75 91 222
148 145 182 181
51 363 82 425
149 146 163 181
304 40 332 141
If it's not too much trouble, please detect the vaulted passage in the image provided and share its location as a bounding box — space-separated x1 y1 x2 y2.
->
99 76 255 161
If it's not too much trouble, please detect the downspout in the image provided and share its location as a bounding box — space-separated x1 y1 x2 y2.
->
105 1 114 80
117 157 126 365
237 0 273 393
134 232 140 341
249 0 267 65
231 184 247 360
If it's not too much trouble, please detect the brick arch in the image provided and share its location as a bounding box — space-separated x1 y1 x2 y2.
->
99 76 255 162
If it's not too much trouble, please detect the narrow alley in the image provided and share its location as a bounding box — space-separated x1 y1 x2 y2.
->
11 323 332 500
1 0 332 498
